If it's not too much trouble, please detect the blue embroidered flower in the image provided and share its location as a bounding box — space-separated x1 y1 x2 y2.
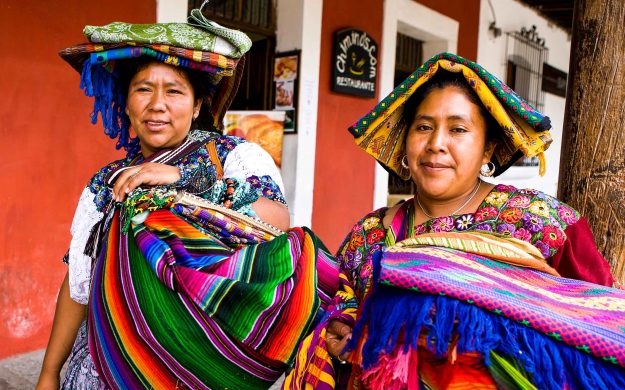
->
522 213 543 233
496 223 516 236
246 175 286 204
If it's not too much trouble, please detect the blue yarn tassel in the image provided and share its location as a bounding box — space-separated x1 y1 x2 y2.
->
80 57 139 155
347 257 625 389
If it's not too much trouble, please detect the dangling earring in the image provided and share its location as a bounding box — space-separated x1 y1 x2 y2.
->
193 112 199 120
480 161 496 177
401 155 409 170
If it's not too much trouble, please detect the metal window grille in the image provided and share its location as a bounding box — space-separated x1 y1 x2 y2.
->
188 0 276 36
505 30 549 167
388 34 423 196
188 0 276 110
505 31 549 112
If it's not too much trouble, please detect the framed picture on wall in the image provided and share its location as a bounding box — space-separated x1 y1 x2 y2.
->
224 111 286 167
273 50 300 133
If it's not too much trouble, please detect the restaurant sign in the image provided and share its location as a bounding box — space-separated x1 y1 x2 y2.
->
332 28 378 98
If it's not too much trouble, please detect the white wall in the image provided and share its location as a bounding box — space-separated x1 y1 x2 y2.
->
275 0 323 227
477 0 570 195
156 0 187 22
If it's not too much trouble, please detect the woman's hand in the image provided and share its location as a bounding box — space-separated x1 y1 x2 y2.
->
326 320 352 362
112 163 181 202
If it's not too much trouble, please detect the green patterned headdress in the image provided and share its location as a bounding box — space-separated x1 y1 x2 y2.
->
350 52 553 178
59 4 251 154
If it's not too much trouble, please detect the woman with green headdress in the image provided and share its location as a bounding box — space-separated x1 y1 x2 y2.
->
285 53 624 389
36 5 339 390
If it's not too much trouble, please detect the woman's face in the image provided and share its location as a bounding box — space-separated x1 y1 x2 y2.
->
126 62 200 157
405 86 494 201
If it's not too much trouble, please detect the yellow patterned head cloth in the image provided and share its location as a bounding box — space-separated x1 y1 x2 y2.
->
349 52 553 179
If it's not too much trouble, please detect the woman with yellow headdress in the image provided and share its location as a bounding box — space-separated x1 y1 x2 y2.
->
285 53 624 390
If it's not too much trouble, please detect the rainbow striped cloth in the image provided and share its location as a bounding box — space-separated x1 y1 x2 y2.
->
350 239 625 389
88 194 339 389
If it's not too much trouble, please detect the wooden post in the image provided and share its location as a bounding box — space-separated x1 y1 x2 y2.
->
558 0 625 283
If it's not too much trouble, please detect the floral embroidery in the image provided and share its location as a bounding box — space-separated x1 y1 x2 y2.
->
522 213 543 233
475 223 494 232
543 225 564 248
360 262 373 281
529 200 550 217
414 224 427 235
362 217 381 231
558 205 578 225
513 227 532 242
485 191 509 206
432 216 454 232
535 240 551 258
508 195 531 208
455 215 474 231
496 223 516 236
337 184 583 298
88 156 135 211
475 206 498 222
246 175 286 204
366 228 385 245
347 233 365 253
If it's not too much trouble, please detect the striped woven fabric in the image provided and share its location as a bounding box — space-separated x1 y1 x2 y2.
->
348 242 625 389
59 42 237 76
88 201 339 389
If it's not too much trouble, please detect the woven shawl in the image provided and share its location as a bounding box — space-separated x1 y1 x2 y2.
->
348 237 625 389
88 193 339 389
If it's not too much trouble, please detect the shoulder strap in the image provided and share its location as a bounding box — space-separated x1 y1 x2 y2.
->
206 139 224 179
386 199 414 246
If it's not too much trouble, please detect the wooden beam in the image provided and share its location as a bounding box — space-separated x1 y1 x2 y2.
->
558 0 625 283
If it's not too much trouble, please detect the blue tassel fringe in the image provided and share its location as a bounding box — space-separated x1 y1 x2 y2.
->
80 57 139 155
346 252 625 389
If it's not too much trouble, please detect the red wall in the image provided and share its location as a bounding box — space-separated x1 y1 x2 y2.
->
311 1 384 252
311 0 481 252
414 0 481 60
0 1 155 359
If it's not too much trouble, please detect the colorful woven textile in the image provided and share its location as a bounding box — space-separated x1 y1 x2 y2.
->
88 193 339 389
84 20 251 58
60 42 237 76
349 52 553 178
348 241 625 389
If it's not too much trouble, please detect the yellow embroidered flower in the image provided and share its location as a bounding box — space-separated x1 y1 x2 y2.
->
362 216 381 230
529 200 550 217
485 192 509 206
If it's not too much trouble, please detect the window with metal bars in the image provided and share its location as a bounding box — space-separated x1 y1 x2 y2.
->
505 29 549 167
388 33 423 197
188 0 276 111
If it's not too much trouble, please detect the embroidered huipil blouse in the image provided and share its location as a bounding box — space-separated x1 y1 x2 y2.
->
66 131 286 304
338 184 615 300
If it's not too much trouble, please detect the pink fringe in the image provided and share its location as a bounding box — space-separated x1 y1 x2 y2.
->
361 347 419 390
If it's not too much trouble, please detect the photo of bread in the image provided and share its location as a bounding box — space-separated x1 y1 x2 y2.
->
224 111 286 167
274 55 298 81
275 81 294 108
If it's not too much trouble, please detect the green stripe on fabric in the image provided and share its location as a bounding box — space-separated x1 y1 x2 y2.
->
128 237 271 389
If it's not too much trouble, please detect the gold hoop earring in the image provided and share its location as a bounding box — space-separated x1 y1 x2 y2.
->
401 155 409 170
480 161 496 177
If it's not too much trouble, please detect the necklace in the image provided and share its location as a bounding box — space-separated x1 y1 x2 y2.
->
416 180 481 219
